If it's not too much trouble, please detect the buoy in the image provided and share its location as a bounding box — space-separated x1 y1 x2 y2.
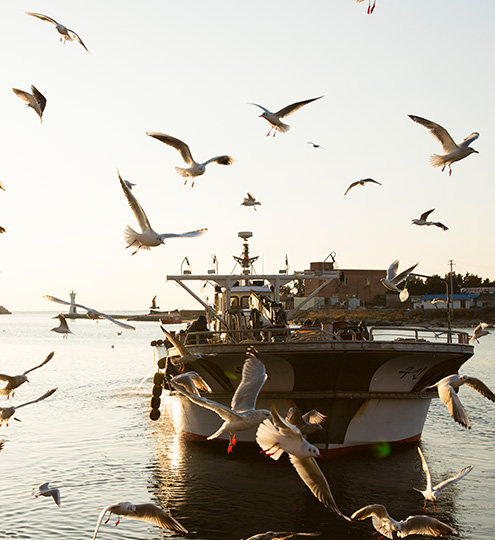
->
152 384 162 397
153 372 164 386
150 396 161 409
157 357 167 369
150 409 160 421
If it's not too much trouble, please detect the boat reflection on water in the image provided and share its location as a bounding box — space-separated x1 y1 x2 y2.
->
146 412 460 540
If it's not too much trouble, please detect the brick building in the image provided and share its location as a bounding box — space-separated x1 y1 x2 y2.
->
304 261 387 306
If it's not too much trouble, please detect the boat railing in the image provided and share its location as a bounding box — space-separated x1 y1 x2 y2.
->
178 325 471 345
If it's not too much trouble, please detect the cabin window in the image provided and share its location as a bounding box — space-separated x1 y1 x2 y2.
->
240 296 250 308
364 278 371 286
231 297 239 308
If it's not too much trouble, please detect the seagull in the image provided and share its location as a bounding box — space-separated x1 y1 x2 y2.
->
0 351 55 399
257 405 349 520
380 260 419 302
0 439 4 451
171 347 271 452
250 96 323 137
409 115 479 176
160 325 206 367
241 193 261 210
0 226 6 234
150 295 159 310
25 12 90 53
285 407 326 437
307 142 324 149
33 481 61 506
344 178 381 196
415 447 472 511
12 85 46 123
118 171 207 254
245 532 321 540
91 501 188 540
470 322 490 343
146 132 235 187
430 298 448 307
350 504 458 538
50 314 72 338
116 169 136 190
44 295 135 331
412 209 448 231
0 388 57 426
354 0 376 14
170 372 212 396
428 373 495 429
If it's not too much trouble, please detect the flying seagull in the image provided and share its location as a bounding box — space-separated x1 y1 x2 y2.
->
118 170 207 254
411 209 448 231
381 260 419 302
354 0 376 14
146 132 235 187
91 501 188 540
0 351 55 399
257 405 349 521
344 178 381 196
241 193 261 210
25 12 90 52
409 115 479 175
150 295 159 310
0 226 6 234
307 142 324 149
415 447 472 511
44 295 135 331
12 85 46 123
0 388 58 426
350 504 458 538
170 372 212 396
250 96 323 137
50 314 72 338
470 322 490 343
33 481 61 506
160 325 207 368
427 373 495 429
170 347 270 452
285 407 326 437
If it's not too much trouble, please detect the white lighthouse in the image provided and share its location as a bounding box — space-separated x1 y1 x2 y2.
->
69 290 77 315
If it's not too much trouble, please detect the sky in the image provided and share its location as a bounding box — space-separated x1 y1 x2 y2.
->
0 0 494 312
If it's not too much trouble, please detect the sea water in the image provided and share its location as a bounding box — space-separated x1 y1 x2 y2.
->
0 312 493 540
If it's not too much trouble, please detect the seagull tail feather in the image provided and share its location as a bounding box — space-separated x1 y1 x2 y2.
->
256 418 285 460
429 154 445 168
175 166 190 178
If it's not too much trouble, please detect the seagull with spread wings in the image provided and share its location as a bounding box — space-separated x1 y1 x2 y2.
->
25 12 90 52
409 115 479 175
250 96 323 137
0 351 54 399
12 85 46 123
33 482 61 506
381 260 419 302
351 504 458 538
146 132 235 187
241 193 261 210
44 295 135 331
344 178 381 196
170 347 270 452
118 171 207 254
0 388 57 426
411 209 448 231
50 314 72 338
427 373 495 429
285 407 326 437
170 372 212 396
470 322 490 343
160 325 206 367
91 501 188 540
415 447 472 511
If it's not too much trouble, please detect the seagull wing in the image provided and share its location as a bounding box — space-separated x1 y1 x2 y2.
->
15 388 57 409
462 376 495 401
286 406 305 430
386 260 400 281
160 228 208 239
417 447 432 492
302 409 327 425
419 209 435 221
231 348 267 411
363 178 382 185
289 455 350 520
67 29 90 53
160 326 190 357
12 88 37 105
0 374 14 382
132 503 188 534
23 351 55 375
247 193 256 201
43 294 92 312
30 85 47 113
146 132 194 165
92 504 121 540
118 170 153 233
408 115 458 153
432 222 448 231
399 515 458 537
275 96 323 119
344 181 359 195
249 103 271 114
433 465 473 494
351 504 391 522
202 155 235 166
25 12 59 25
189 372 213 393
459 132 479 148
437 381 470 428
93 311 135 331
390 262 419 286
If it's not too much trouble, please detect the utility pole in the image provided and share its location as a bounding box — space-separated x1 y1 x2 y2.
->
448 260 455 323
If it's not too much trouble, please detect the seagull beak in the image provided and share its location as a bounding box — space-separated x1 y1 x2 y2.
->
473 149 479 154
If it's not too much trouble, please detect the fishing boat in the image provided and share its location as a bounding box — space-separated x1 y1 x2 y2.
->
150 232 474 457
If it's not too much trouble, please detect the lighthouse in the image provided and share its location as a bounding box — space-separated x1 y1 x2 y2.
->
69 290 77 315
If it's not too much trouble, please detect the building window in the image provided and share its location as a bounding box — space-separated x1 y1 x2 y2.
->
364 278 371 286
343 277 348 286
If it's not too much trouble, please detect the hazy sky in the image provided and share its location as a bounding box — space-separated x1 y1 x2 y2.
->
0 0 494 312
